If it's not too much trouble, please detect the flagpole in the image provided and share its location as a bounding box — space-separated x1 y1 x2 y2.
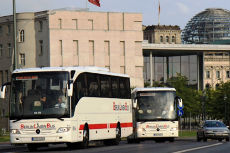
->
158 0 160 25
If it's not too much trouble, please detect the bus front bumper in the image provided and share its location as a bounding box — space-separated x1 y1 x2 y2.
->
10 133 74 144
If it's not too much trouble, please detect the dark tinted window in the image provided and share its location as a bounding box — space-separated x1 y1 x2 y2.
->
205 121 226 127
100 75 111 97
87 74 99 97
119 78 130 99
72 73 87 116
111 77 119 98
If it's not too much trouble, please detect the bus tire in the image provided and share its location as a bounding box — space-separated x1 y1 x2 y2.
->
169 137 175 142
81 126 89 149
27 144 38 152
113 124 121 145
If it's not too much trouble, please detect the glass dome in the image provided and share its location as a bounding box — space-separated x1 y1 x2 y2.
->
182 8 230 44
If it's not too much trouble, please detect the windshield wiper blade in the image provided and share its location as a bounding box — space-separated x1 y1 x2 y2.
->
57 117 64 121
13 118 22 123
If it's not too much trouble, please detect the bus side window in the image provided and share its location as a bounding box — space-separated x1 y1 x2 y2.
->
72 73 86 116
119 78 126 98
111 77 119 98
87 73 99 97
100 75 110 98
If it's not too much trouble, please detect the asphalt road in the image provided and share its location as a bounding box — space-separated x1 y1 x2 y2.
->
1 139 230 153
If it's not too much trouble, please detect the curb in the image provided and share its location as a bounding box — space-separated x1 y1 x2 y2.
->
0 141 10 145
176 137 196 141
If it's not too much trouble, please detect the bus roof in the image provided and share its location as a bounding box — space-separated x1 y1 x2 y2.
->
132 87 176 93
12 66 129 78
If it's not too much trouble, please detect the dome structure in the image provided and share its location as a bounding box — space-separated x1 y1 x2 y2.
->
182 8 230 44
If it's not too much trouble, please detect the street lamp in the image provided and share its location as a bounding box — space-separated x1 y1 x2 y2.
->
13 0 17 70
224 95 227 124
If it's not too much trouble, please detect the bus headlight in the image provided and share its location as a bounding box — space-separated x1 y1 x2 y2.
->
170 127 177 131
137 128 146 132
57 127 71 133
11 129 21 134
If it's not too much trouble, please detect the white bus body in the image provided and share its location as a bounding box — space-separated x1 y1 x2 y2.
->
1 67 132 150
128 87 180 142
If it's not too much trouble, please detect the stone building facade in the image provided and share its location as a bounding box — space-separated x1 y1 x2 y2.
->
204 52 230 89
143 25 181 44
0 9 144 130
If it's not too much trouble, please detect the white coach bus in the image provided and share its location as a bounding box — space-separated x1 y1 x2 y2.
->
0 67 133 151
128 87 182 143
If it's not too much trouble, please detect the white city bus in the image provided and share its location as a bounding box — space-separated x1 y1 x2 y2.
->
0 66 133 151
128 87 182 143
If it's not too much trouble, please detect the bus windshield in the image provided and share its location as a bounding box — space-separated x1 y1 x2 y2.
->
136 91 176 121
10 72 70 120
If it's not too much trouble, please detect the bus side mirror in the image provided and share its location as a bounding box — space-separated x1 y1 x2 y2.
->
175 96 183 108
178 98 183 108
67 80 73 97
133 98 137 108
0 85 6 99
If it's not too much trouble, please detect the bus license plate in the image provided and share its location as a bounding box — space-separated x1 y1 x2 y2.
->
154 133 163 136
32 137 45 141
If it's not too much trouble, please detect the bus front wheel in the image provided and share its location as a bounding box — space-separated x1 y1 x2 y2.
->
81 127 89 149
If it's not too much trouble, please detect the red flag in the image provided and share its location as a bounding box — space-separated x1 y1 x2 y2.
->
88 0 100 7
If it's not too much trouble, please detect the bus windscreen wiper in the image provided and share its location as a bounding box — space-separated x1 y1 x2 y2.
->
13 117 23 123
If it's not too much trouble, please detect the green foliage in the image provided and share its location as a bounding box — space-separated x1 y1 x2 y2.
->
0 135 10 142
179 130 196 137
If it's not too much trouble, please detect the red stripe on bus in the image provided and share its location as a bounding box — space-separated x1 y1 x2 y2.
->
109 123 117 128
79 122 133 130
79 124 107 130
121 122 133 128
89 124 107 129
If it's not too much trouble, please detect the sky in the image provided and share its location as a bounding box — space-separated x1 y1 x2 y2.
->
0 0 230 29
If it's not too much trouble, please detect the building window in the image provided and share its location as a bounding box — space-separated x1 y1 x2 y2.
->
8 43 11 57
104 41 110 56
72 19 78 30
7 24 11 34
120 41 125 56
216 71 220 79
0 26 2 34
206 71 210 78
5 70 8 82
59 19 62 29
172 36 175 43
20 53 25 66
205 83 210 89
19 30 25 42
227 71 230 78
88 19 93 30
160 36 163 43
0 44 3 56
166 36 169 43
1 109 5 118
73 40 79 56
59 40 63 55
39 40 43 56
39 21 43 32
0 71 2 86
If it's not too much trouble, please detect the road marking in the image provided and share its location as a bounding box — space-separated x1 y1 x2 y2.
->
172 143 223 153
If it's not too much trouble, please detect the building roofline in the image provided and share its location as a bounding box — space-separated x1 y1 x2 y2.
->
142 43 230 51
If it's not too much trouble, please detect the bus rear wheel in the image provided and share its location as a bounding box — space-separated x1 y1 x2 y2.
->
81 127 89 149
113 125 121 145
